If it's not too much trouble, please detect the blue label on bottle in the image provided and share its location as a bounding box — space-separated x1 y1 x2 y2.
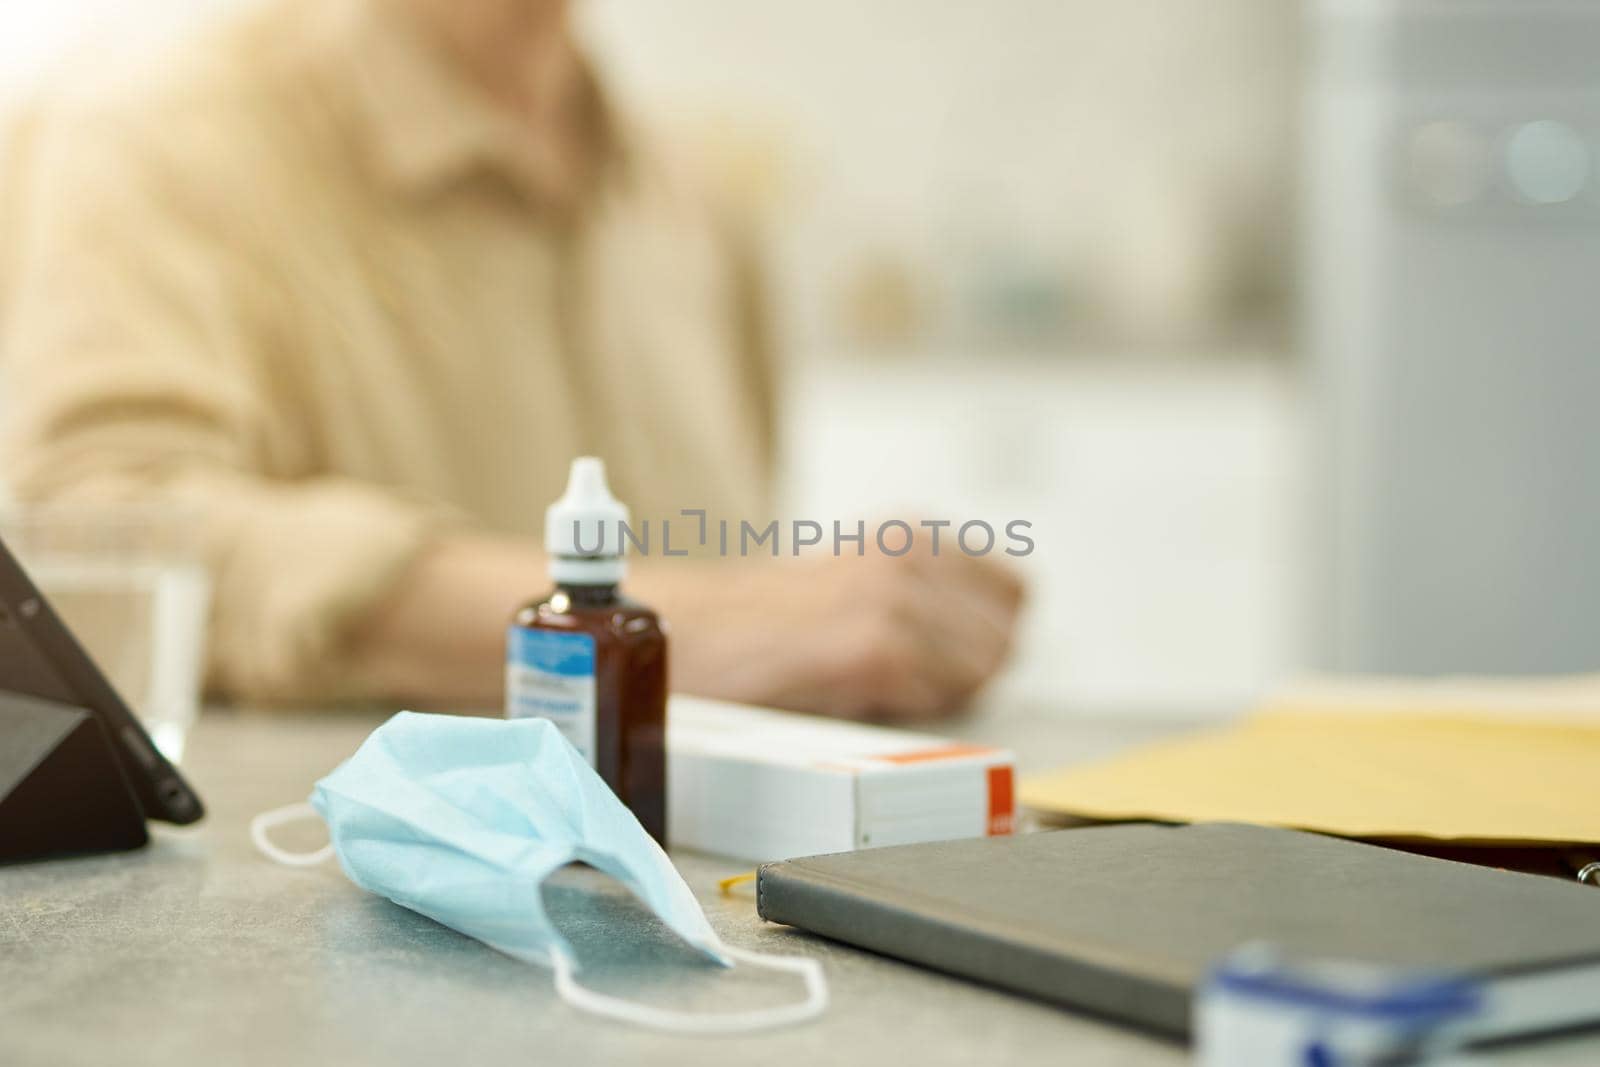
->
506 629 597 763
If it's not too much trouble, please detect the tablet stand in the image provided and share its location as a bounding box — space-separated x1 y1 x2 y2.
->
0 691 149 863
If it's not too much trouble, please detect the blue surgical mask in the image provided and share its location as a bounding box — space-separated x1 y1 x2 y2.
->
252 711 825 1034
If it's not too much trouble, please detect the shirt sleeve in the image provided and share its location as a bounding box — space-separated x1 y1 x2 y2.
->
1 98 453 705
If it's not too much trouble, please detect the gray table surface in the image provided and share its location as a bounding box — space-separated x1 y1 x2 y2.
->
3 706 1597 1067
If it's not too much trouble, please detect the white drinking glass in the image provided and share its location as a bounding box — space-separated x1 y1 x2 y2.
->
0 504 211 763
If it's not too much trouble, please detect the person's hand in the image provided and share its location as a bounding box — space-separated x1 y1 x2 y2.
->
635 550 1026 722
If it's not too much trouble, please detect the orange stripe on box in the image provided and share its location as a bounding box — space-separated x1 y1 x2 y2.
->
987 765 1016 835
874 743 1002 765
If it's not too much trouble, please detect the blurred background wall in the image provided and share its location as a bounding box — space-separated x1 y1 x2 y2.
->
580 0 1307 715
581 0 1300 354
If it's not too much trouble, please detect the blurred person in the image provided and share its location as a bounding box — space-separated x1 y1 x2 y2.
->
0 0 1022 718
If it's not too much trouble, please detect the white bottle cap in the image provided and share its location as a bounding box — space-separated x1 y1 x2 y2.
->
545 457 628 585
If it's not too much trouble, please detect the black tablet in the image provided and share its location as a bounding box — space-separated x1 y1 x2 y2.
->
0 534 202 861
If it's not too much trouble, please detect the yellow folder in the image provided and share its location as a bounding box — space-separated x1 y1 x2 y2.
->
1020 676 1600 846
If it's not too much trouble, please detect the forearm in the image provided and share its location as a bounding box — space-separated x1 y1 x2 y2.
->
344 537 738 709
341 539 1025 720
345 533 549 708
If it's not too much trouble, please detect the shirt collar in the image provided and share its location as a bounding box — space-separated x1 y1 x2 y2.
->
312 0 618 207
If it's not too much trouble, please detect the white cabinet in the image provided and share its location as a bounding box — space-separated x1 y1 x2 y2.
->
779 355 1307 716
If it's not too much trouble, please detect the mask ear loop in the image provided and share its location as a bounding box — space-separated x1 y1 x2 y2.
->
250 802 336 867
551 942 828 1034
250 803 825 1031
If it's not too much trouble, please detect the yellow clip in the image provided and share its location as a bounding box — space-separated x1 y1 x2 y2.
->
718 871 757 896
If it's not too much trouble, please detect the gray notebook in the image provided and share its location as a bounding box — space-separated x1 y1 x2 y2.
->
756 823 1600 1040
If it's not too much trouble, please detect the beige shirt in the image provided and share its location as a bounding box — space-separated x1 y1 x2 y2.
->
0 0 774 702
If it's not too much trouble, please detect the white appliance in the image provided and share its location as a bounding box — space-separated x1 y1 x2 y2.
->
1306 0 1600 673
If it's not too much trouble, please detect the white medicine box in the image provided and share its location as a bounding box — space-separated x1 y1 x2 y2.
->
667 695 1016 863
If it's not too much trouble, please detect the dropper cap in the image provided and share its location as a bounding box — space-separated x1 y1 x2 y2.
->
545 457 628 585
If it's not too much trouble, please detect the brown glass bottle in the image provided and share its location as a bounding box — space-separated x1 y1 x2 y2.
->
512 583 669 844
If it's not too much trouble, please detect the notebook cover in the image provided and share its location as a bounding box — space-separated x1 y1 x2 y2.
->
756 823 1600 1036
